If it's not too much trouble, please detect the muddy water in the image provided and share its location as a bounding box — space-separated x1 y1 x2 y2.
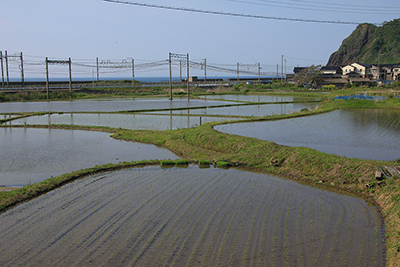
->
0 166 384 266
0 97 232 113
0 128 179 186
6 113 239 130
216 109 400 161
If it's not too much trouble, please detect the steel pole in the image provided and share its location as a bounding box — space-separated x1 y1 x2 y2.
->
5 51 9 86
187 53 189 100
169 52 172 100
68 58 72 92
1 51 4 87
46 57 49 100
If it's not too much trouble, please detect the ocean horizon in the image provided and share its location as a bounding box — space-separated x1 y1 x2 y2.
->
5 76 280 83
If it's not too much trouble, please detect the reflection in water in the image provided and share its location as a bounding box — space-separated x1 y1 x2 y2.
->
10 113 238 131
216 109 400 161
0 98 234 113
0 166 385 267
0 127 179 186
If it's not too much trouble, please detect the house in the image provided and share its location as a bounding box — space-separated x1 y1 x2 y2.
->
370 64 400 81
321 66 343 75
393 65 400 81
293 67 306 75
342 62 372 79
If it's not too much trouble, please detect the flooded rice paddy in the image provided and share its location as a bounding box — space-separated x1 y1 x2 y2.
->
216 109 400 161
0 97 232 113
198 95 318 103
148 102 319 117
6 113 238 131
0 166 385 267
0 127 178 186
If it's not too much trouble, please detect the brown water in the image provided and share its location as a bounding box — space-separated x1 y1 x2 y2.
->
0 166 385 266
0 127 179 186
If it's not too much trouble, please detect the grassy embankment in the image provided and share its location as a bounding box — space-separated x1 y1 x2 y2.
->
0 86 400 265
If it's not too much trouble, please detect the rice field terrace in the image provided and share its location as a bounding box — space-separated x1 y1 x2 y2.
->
0 166 385 267
0 97 233 113
216 109 400 161
0 127 179 186
5 113 239 131
1 89 399 266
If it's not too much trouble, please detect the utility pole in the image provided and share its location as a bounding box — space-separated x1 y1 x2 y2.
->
276 64 278 80
45 57 49 100
284 59 287 82
20 52 25 87
68 57 72 92
169 52 172 100
0 51 4 87
237 62 239 81
96 57 99 82
258 62 261 82
281 55 284 82
180 60 182 82
5 50 9 86
132 58 135 89
187 53 190 100
204 58 207 82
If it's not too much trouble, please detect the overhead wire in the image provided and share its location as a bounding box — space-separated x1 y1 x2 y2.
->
102 0 374 25
228 0 400 15
2 53 287 79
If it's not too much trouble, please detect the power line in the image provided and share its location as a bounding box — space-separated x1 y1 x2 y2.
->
283 0 400 11
229 0 400 15
102 0 374 25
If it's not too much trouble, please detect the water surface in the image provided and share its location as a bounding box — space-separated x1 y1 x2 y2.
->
149 102 319 117
0 127 179 186
0 97 233 113
6 113 240 130
198 94 318 103
0 166 385 266
216 109 400 161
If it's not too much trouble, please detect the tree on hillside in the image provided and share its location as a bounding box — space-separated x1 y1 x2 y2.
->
294 65 323 88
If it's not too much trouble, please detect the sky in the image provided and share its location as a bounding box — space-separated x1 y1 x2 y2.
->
1 0 399 80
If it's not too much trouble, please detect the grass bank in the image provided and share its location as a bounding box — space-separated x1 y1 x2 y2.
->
1 88 399 265
110 92 400 266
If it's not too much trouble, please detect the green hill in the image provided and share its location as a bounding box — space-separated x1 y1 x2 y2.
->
327 19 400 66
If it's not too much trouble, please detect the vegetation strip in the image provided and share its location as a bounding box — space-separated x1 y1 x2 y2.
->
1 87 400 265
0 160 161 212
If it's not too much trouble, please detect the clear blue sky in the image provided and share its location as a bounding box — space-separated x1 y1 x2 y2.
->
1 0 399 79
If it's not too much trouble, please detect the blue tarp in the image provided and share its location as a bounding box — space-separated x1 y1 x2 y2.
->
334 94 386 100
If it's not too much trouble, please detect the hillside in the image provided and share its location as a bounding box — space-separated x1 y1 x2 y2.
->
327 19 400 66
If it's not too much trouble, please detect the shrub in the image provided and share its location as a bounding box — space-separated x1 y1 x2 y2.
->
343 82 352 89
391 81 400 88
160 160 175 166
322 84 336 90
216 161 231 167
175 159 189 165
198 160 210 165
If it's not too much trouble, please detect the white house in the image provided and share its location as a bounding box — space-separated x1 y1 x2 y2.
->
342 62 372 78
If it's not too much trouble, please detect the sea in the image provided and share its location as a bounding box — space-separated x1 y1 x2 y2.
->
6 76 278 83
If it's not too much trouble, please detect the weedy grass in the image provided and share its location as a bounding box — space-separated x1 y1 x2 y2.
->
160 160 176 166
198 159 211 166
1 88 399 265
